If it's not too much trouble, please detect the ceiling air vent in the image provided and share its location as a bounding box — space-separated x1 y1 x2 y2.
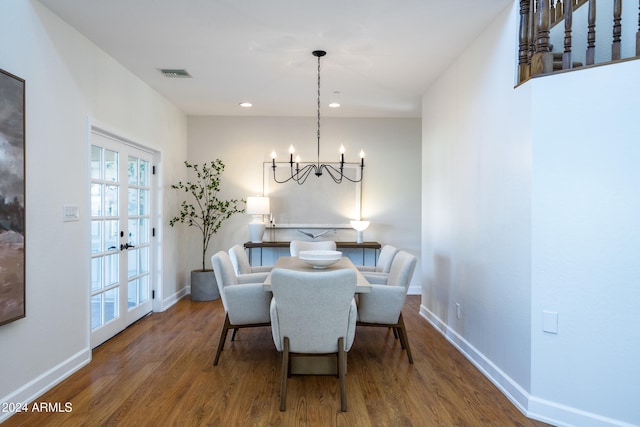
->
159 69 192 78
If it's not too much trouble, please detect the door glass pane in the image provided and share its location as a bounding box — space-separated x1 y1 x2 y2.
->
139 218 149 244
91 257 102 292
139 160 149 186
105 254 119 286
139 189 149 215
104 288 118 323
91 146 102 179
128 219 138 246
128 188 138 216
128 279 138 308
128 156 138 185
104 220 119 252
91 294 102 330
91 184 102 216
128 249 138 278
104 150 118 182
139 275 149 303
91 221 102 254
139 247 149 274
105 185 119 216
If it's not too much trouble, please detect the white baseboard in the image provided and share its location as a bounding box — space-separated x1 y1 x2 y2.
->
527 396 639 427
418 305 531 413
419 304 635 427
160 286 190 311
0 348 91 423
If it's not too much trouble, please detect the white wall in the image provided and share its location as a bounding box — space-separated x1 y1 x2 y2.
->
0 1 188 418
421 0 533 406
186 116 422 291
530 59 640 426
422 1 640 426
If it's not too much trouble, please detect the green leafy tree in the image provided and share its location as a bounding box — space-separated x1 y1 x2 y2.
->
170 160 245 270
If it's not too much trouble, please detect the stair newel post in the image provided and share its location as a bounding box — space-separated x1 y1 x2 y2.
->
519 0 532 82
532 0 553 76
586 0 597 65
563 0 574 69
612 0 622 60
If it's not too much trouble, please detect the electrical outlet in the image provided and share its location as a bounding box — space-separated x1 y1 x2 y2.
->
456 303 461 319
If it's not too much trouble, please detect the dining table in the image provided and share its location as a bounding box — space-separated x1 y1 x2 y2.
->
263 255 371 375
263 255 371 293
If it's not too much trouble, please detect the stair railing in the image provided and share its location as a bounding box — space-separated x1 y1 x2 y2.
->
518 0 640 84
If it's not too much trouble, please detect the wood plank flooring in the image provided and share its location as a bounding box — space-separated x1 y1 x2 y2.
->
3 296 550 426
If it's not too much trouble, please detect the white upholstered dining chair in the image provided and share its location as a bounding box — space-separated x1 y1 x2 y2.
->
269 268 358 412
289 240 337 256
356 250 417 363
211 250 271 366
357 244 399 283
228 244 271 279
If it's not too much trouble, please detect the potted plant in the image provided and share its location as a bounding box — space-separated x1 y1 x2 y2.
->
170 159 244 301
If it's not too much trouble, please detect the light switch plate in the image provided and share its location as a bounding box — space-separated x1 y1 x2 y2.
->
63 205 80 222
542 310 558 334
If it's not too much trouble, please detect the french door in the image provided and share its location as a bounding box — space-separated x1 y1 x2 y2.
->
90 130 154 348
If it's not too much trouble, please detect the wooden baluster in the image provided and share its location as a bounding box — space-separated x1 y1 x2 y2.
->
529 0 536 65
563 0 573 69
612 0 622 60
550 0 559 26
519 0 532 82
532 0 553 75
586 0 596 65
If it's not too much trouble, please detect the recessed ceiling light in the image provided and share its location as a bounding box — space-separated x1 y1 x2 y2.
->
239 102 253 108
328 103 341 108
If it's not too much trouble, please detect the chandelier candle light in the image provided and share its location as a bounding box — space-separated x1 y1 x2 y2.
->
271 50 365 185
246 196 270 243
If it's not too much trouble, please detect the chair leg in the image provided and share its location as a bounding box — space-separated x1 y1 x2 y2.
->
280 337 289 411
338 337 347 412
397 313 413 364
231 328 238 341
213 313 231 366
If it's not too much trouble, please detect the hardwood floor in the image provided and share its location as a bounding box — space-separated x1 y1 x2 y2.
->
3 296 550 426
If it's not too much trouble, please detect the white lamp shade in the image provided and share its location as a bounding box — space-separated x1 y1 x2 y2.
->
350 220 370 231
246 196 270 215
350 220 370 244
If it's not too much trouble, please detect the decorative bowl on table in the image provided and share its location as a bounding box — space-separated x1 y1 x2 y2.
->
298 250 342 269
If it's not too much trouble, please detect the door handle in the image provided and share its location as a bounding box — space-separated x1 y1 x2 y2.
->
120 243 136 250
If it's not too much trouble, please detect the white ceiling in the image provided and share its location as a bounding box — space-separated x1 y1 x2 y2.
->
38 0 512 118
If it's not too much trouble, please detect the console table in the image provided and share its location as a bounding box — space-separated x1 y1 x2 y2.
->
244 241 381 266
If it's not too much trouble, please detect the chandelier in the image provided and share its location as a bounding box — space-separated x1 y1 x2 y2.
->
270 50 365 185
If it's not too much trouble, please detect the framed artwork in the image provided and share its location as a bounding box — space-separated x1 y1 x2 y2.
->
0 68 26 326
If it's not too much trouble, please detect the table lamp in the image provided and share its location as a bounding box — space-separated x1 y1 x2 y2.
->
350 220 370 244
246 196 270 243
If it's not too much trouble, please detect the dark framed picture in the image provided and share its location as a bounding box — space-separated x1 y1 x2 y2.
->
0 68 26 326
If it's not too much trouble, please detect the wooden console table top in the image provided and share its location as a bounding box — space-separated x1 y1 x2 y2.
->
244 241 381 250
